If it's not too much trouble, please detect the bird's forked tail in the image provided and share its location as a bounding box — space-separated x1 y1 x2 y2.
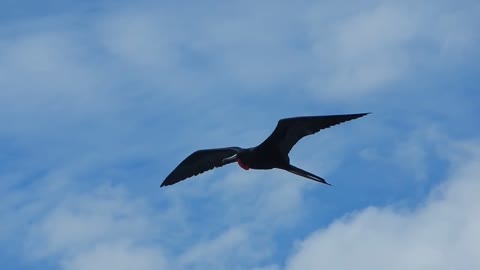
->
285 164 331 186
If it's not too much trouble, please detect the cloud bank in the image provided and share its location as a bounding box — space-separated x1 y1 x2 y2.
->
286 141 480 270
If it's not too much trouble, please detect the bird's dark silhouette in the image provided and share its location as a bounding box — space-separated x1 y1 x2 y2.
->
161 113 370 187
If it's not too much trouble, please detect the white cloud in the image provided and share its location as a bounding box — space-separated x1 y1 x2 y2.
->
0 32 87 109
63 242 168 270
0 133 352 270
23 184 168 269
428 2 480 59
1 0 478 117
253 266 280 270
305 0 479 101
308 3 414 95
392 130 431 180
188 1 310 90
12 159 313 270
26 185 149 258
97 9 180 70
359 123 449 182
285 140 480 270
178 226 264 270
217 170 309 228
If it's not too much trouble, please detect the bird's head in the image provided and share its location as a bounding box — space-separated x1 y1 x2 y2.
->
222 153 250 170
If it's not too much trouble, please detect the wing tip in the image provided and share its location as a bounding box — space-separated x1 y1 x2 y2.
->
355 112 371 117
347 112 371 121
160 181 169 188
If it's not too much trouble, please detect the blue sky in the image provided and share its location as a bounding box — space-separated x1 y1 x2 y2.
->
1 0 479 269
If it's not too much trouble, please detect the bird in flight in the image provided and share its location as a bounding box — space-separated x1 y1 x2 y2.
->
161 113 369 187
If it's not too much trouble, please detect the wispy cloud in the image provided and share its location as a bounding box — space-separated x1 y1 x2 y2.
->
305 0 479 101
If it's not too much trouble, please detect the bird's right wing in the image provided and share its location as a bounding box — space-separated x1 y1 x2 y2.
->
258 113 370 155
160 147 241 187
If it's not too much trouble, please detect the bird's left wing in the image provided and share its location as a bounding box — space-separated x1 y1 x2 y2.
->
258 113 370 155
160 147 241 187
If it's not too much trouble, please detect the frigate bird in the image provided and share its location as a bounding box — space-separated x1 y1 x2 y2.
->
160 113 369 187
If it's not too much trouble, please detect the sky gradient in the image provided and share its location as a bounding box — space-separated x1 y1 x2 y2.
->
1 1 479 269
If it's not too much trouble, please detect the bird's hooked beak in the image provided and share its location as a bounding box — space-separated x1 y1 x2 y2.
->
222 154 238 164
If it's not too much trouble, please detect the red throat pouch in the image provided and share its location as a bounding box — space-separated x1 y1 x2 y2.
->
237 160 250 170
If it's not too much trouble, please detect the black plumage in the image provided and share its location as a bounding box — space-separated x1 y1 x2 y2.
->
161 113 369 187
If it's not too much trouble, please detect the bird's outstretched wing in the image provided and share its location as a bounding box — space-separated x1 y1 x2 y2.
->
160 147 241 187
258 113 370 155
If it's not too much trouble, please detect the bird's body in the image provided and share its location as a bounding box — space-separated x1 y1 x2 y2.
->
235 146 287 170
161 113 369 187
